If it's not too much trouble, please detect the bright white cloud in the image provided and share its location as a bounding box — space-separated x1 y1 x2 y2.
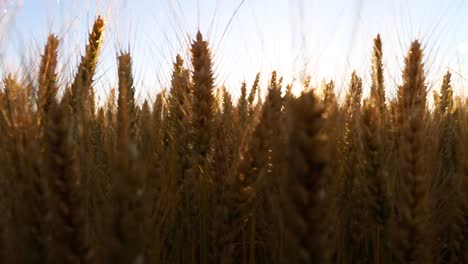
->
458 41 468 55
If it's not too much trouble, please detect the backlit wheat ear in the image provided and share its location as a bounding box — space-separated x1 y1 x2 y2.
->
109 51 145 263
38 34 59 123
345 71 363 114
361 98 390 263
3 75 16 125
370 34 386 114
248 73 260 117
168 54 192 134
339 71 368 264
151 91 165 153
191 31 215 160
209 87 237 262
71 16 104 115
2 75 33 128
437 71 453 114
433 94 466 264
397 41 427 116
190 30 217 263
106 88 116 123
286 90 332 263
162 55 193 261
116 53 131 160
431 69 461 264
238 81 248 128
117 52 137 140
238 71 285 262
394 40 431 264
166 54 192 184
322 80 336 106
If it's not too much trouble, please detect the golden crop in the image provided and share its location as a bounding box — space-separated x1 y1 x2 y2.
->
0 17 466 264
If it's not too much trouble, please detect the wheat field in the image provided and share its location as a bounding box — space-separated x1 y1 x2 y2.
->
0 15 467 264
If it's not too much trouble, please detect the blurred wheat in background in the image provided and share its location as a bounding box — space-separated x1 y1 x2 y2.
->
0 1 467 263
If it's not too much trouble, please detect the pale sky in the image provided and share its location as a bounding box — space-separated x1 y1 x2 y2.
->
0 0 467 103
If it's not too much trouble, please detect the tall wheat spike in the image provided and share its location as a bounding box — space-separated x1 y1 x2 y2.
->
191 31 215 161
238 71 284 263
211 87 236 262
70 16 104 117
285 90 332 263
435 71 453 114
361 98 390 264
108 51 145 264
430 70 461 263
117 52 137 140
248 73 260 117
344 71 363 114
338 71 369 263
190 31 216 264
434 92 466 264
1 75 47 263
38 35 60 124
394 40 431 264
160 54 193 262
3 75 22 124
370 34 386 114
167 54 192 184
238 81 248 129
151 91 166 162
